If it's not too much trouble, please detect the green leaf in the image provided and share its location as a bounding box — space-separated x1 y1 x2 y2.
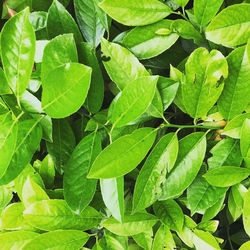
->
243 189 250 237
175 0 189 7
0 8 35 103
203 166 250 187
133 133 178 213
99 0 172 26
102 213 158 236
23 230 89 250
0 231 38 250
206 4 250 47
154 200 184 232
0 186 13 212
46 119 76 174
194 0 223 28
100 177 124 222
187 176 227 215
47 0 83 43
23 199 101 231
41 33 78 81
0 68 11 95
64 132 102 213
240 241 250 250
218 40 250 119
193 229 220 250
41 63 92 118
78 42 104 113
160 132 206 200
241 119 250 167
88 128 156 178
175 47 228 118
74 0 106 48
120 20 179 59
109 76 158 128
101 39 149 90
132 230 153 250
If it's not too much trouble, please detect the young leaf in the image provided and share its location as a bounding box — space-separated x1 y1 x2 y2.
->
1 8 35 102
132 133 178 213
64 132 102 213
88 128 156 178
206 4 250 47
243 189 250 237
154 200 184 232
203 166 250 187
102 213 158 236
240 119 250 167
99 0 172 26
23 230 89 250
109 76 158 128
120 20 179 59
160 132 207 200
101 39 149 90
41 63 92 118
23 200 101 231
100 177 124 222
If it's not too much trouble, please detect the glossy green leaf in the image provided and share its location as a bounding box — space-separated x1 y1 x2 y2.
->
206 4 250 47
109 76 158 128
47 0 83 42
243 189 250 237
193 229 220 250
218 40 250 119
1 8 35 102
204 166 250 187
160 132 206 200
240 241 250 250
23 230 89 250
0 68 11 95
132 230 153 250
120 20 179 59
102 213 158 236
64 132 102 213
42 63 92 118
99 0 172 26
23 199 101 231
241 119 250 167
88 128 156 178
100 177 124 222
133 133 178 213
0 186 12 212
101 39 149 90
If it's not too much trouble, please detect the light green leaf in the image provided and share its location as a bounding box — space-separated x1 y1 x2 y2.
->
206 4 250 47
109 76 158 128
23 230 89 250
0 186 12 213
47 0 83 42
23 200 101 231
41 33 78 81
120 20 179 59
132 230 153 250
102 213 157 236
101 39 149 90
194 0 223 28
88 128 157 178
160 132 206 200
204 166 250 187
133 133 178 213
0 231 38 250
100 177 124 222
175 0 189 7
243 189 250 237
241 119 250 167
0 68 11 95
193 229 220 250
187 176 227 215
218 40 250 119
1 8 35 102
64 132 102 213
240 241 250 250
99 0 172 26
42 63 92 118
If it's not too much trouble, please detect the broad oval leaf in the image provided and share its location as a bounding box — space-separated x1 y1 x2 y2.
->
109 76 158 128
1 8 35 102
23 230 89 250
160 132 207 200
133 133 178 213
102 213 158 236
88 128 157 178
206 4 250 47
243 189 250 237
241 119 250 167
203 166 250 187
23 199 101 231
42 62 92 118
99 0 172 26
64 132 102 213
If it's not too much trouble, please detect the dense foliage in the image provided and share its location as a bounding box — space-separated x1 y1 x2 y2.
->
0 0 250 249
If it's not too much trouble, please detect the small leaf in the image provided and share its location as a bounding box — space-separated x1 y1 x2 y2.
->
240 119 250 167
